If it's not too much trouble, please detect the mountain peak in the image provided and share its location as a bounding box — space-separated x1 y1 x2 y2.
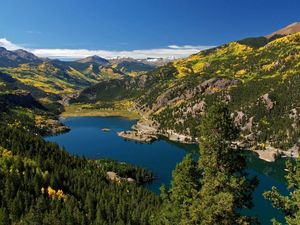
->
13 49 40 61
77 55 109 65
266 22 300 38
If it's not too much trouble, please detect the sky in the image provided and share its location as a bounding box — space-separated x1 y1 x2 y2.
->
0 0 299 59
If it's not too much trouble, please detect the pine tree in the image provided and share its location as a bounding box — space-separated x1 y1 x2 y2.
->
264 159 300 224
186 103 258 225
155 154 200 225
0 208 10 225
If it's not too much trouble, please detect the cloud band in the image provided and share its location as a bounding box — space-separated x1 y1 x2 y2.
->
0 38 213 59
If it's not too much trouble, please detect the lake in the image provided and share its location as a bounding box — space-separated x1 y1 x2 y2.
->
46 116 289 225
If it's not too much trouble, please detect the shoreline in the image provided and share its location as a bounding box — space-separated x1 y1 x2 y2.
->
117 131 158 143
58 110 299 163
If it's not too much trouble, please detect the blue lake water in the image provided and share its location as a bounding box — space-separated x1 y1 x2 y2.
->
46 116 289 225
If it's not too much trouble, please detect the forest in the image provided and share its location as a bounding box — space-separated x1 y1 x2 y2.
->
0 105 160 225
1 101 299 225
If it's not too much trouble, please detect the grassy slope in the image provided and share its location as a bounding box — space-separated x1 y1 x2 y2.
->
62 101 140 119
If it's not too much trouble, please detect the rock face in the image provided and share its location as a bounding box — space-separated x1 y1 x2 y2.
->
201 78 240 95
234 111 245 126
152 77 239 112
106 171 135 184
261 93 275 110
242 116 254 132
233 111 254 132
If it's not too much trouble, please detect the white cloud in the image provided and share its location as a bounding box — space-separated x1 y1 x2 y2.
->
0 38 214 59
167 45 211 50
0 38 22 50
31 46 213 59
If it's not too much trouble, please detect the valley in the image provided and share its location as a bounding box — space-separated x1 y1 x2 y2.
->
73 25 300 163
1 21 300 225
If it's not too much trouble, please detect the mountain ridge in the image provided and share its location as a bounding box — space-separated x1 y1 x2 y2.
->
75 30 300 158
266 22 300 38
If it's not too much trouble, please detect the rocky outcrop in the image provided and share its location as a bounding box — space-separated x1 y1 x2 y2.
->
201 77 240 95
106 171 135 184
261 93 275 110
184 101 206 117
117 131 158 143
254 148 280 162
289 108 299 129
233 111 253 132
234 140 299 162
164 130 195 143
36 118 70 135
234 111 245 126
241 116 254 132
152 78 239 112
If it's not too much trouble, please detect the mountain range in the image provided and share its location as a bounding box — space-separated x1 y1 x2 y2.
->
1 22 300 157
74 22 300 158
0 47 163 110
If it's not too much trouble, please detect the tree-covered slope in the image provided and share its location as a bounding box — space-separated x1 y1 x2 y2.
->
76 32 300 151
0 89 160 225
0 126 160 225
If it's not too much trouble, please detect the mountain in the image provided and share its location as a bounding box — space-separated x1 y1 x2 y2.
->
76 55 110 65
110 57 171 67
109 58 156 76
76 30 300 154
0 48 164 114
14 49 41 61
266 22 300 38
0 51 125 105
0 47 42 66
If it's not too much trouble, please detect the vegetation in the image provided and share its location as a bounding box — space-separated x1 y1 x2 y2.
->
62 101 140 119
1 27 300 224
77 32 300 150
0 107 160 225
155 103 258 225
264 159 300 224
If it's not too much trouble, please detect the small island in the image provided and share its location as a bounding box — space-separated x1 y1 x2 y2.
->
101 128 111 132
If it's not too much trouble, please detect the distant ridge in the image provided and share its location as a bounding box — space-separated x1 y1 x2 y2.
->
0 47 42 66
266 22 300 38
76 55 109 65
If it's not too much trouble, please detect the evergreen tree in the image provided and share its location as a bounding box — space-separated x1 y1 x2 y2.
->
155 154 200 225
264 159 300 224
0 208 10 225
186 103 258 225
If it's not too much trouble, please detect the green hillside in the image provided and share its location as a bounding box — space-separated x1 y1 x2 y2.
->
0 123 160 225
0 73 160 225
76 32 300 151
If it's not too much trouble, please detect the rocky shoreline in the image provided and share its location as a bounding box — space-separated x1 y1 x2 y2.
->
252 145 299 162
132 119 197 144
36 118 70 136
125 118 299 162
117 131 158 143
57 112 299 162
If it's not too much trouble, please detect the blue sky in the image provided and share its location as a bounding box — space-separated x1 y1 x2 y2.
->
0 0 299 59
